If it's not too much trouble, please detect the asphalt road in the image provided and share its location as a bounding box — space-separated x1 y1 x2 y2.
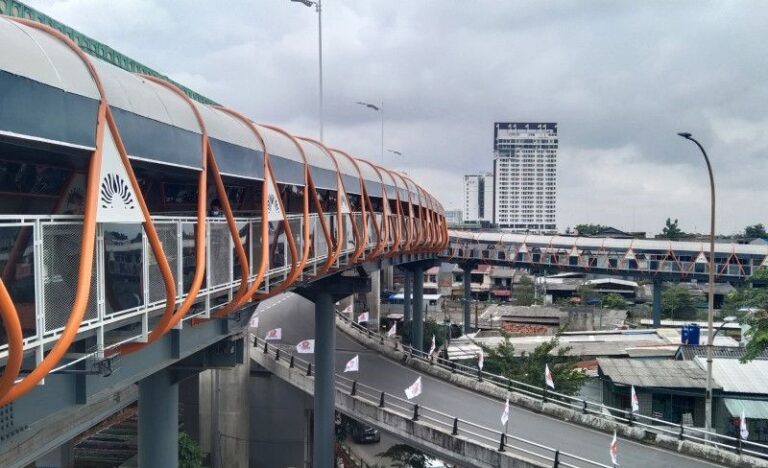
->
251 293 723 468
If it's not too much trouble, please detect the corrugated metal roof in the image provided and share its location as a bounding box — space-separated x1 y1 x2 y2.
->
723 399 768 419
677 345 768 361
598 358 713 388
696 357 768 394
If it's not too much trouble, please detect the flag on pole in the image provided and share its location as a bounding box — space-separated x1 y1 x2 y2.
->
344 355 359 373
387 321 397 337
631 385 639 413
249 314 259 328
741 409 750 440
404 376 422 400
545 364 555 390
609 430 619 466
357 312 369 323
296 339 315 354
342 302 354 316
428 335 436 355
501 398 510 427
265 328 282 341
478 349 485 370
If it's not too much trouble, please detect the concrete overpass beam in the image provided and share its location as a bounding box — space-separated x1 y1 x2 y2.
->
138 370 179 468
653 279 663 327
365 269 381 330
412 264 425 351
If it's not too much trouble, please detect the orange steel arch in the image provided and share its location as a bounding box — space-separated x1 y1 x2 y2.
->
204 106 271 316
402 175 427 252
251 124 311 301
392 172 415 252
0 279 22 399
355 158 388 260
381 168 403 254
296 137 347 273
329 148 369 264
299 138 363 270
0 18 178 405
115 74 210 354
376 167 403 258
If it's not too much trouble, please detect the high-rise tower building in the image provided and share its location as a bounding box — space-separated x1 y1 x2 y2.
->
493 122 557 231
463 173 494 223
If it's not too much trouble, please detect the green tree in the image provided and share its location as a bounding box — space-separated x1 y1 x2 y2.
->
481 336 586 396
378 444 433 468
178 432 203 468
601 293 628 310
662 284 697 320
574 224 603 236
745 223 767 239
722 268 768 362
661 218 685 240
513 274 536 306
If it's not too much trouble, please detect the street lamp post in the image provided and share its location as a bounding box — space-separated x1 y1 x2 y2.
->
356 101 384 164
678 132 716 437
291 0 324 142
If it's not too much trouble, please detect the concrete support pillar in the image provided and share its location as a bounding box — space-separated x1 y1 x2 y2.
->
653 279 663 327
382 265 394 290
314 291 336 468
462 267 472 334
403 270 412 323
218 344 250 467
412 265 424 351
139 370 179 468
366 270 381 330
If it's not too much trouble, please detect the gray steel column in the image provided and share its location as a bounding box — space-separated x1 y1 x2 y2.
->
314 291 335 468
463 267 472 334
139 370 179 468
412 265 424 351
652 279 662 327
403 270 412 323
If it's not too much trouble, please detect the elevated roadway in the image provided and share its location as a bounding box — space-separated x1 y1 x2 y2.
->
252 293 728 468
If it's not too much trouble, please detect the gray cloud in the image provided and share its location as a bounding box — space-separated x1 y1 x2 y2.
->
26 0 768 234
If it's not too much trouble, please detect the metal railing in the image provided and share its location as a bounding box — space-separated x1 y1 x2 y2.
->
0 210 399 370
442 239 765 281
252 334 611 468
336 311 768 460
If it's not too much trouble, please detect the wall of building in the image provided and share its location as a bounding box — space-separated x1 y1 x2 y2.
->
493 122 557 231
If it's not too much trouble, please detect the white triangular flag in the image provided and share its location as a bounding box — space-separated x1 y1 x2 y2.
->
296 339 315 354
344 354 359 373
265 328 282 341
357 312 369 323
741 409 749 440
387 321 397 337
478 349 484 370
610 430 619 466
501 398 510 427
264 168 284 222
404 376 422 400
428 335 436 355
545 364 555 390
631 385 639 413
249 314 260 328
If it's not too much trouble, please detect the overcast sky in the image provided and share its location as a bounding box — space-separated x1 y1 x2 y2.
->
26 0 768 235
